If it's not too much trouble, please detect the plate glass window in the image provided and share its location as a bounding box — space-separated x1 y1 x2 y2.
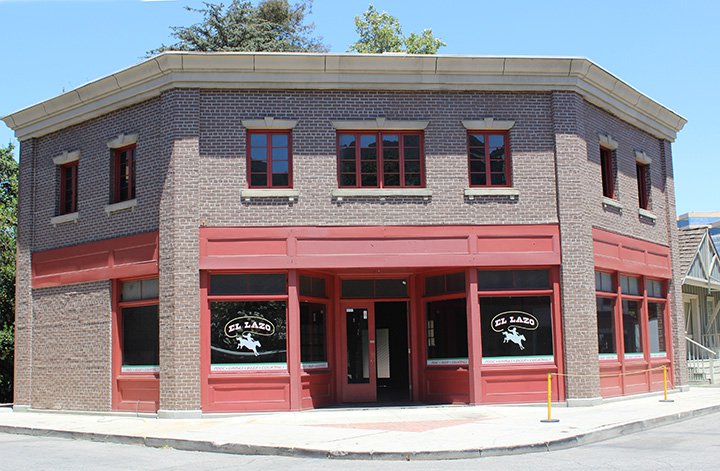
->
119 278 159 371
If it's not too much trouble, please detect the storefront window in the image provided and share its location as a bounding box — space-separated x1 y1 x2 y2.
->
425 272 465 297
620 276 640 295
596 297 616 356
622 300 643 357
122 305 159 370
300 302 327 367
119 278 159 373
648 302 666 356
210 301 287 370
480 296 553 363
426 298 468 365
341 278 407 298
210 274 286 295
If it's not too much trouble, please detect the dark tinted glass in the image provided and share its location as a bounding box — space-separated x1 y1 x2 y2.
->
596 297 616 354
426 298 468 360
299 275 326 298
375 279 407 297
210 274 286 295
477 270 549 291
425 272 465 297
341 279 374 298
342 279 407 298
210 301 287 365
480 296 553 358
122 305 159 366
300 302 326 363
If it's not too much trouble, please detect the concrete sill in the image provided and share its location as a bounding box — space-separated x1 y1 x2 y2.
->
639 208 657 221
464 187 519 199
331 188 432 199
105 199 137 215
240 189 300 201
50 212 78 226
602 197 623 211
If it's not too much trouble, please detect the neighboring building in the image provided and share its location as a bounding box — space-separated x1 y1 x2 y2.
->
2 53 687 417
678 212 720 249
678 224 720 383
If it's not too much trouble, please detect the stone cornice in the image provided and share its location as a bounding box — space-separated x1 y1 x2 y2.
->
2 52 687 141
331 117 429 130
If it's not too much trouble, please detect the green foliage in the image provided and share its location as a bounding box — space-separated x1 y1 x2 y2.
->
0 143 16 404
349 5 445 54
148 0 328 55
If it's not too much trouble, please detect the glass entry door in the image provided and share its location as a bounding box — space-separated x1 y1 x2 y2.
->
341 303 377 402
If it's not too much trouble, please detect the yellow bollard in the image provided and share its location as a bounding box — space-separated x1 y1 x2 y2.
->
541 373 560 423
659 365 674 403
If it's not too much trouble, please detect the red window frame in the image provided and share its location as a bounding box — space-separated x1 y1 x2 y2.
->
336 131 425 188
59 161 78 215
600 147 615 199
467 130 512 187
246 130 293 189
113 145 136 203
636 162 649 210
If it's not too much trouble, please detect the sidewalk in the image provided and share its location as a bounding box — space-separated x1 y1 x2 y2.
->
1 388 719 460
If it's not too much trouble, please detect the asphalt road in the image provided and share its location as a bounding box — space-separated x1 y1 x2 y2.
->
1 411 718 470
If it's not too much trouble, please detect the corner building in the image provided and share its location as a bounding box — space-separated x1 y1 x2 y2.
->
3 53 688 417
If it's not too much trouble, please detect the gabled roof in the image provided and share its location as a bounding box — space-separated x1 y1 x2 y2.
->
679 226 720 290
2 52 686 141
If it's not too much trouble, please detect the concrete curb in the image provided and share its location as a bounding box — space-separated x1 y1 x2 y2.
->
1 404 719 461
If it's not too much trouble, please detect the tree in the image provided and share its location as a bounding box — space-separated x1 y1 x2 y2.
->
349 5 445 54
0 143 17 404
148 0 327 55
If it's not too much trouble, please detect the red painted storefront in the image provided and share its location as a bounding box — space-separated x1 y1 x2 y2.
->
29 225 674 413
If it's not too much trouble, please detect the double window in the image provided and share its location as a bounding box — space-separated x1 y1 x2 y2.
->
59 161 78 215
247 131 292 188
337 132 424 188
112 145 136 203
467 131 511 187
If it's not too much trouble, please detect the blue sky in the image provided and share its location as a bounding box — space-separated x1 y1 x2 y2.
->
0 0 717 215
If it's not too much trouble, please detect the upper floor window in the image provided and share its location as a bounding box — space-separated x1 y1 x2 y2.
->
600 147 615 198
636 162 650 210
112 145 135 203
468 131 511 187
247 131 292 188
337 132 424 188
59 161 78 215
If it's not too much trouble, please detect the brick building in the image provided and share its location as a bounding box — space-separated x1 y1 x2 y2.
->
2 53 687 417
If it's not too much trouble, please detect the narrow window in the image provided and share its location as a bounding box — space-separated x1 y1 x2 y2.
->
59 161 78 215
468 131 510 187
337 132 424 188
600 147 615 198
119 278 159 372
636 162 650 209
247 131 292 188
113 145 135 203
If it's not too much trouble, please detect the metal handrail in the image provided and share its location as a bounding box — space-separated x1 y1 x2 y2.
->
686 336 718 357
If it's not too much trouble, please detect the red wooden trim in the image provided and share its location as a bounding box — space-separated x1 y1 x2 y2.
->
592 228 671 277
32 231 159 288
200 225 561 271
467 130 512 188
466 268 482 404
287 270 302 409
246 130 293 189
200 270 210 411
410 274 423 402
